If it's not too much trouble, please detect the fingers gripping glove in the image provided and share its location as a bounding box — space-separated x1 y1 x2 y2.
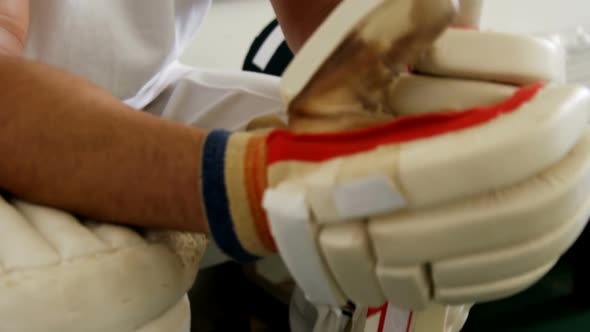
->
255 0 590 313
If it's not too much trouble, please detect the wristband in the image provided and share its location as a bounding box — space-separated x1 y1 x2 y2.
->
202 130 259 262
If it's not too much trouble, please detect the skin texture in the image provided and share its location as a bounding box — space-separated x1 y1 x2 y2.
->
0 0 29 56
270 0 342 52
0 56 208 233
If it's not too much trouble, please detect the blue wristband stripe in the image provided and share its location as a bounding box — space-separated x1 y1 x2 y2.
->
202 130 259 263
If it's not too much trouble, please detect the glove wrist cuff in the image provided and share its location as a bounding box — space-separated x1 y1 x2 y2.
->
201 130 276 262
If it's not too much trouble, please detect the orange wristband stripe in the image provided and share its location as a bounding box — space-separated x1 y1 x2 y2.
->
245 134 278 253
225 133 274 257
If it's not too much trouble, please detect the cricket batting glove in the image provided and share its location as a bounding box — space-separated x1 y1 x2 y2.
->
202 0 590 313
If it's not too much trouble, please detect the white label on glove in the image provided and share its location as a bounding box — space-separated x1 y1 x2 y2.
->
263 188 343 306
334 176 407 221
263 188 310 220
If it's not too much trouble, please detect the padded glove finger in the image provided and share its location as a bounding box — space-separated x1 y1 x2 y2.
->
386 74 517 117
415 28 566 85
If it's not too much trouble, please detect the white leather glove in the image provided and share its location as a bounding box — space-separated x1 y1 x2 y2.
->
263 0 590 313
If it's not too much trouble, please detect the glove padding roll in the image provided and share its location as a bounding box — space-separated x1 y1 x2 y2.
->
415 28 566 85
0 197 205 332
386 74 517 116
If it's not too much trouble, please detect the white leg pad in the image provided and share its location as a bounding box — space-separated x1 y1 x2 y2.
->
0 200 204 332
85 222 147 248
14 201 111 260
0 197 60 270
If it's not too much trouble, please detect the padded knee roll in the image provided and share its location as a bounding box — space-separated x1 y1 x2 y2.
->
0 198 206 332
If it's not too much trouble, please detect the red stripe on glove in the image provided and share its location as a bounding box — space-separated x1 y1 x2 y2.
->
267 82 544 165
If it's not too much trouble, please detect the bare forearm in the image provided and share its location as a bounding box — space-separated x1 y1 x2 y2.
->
270 0 341 52
0 0 29 56
0 56 208 232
